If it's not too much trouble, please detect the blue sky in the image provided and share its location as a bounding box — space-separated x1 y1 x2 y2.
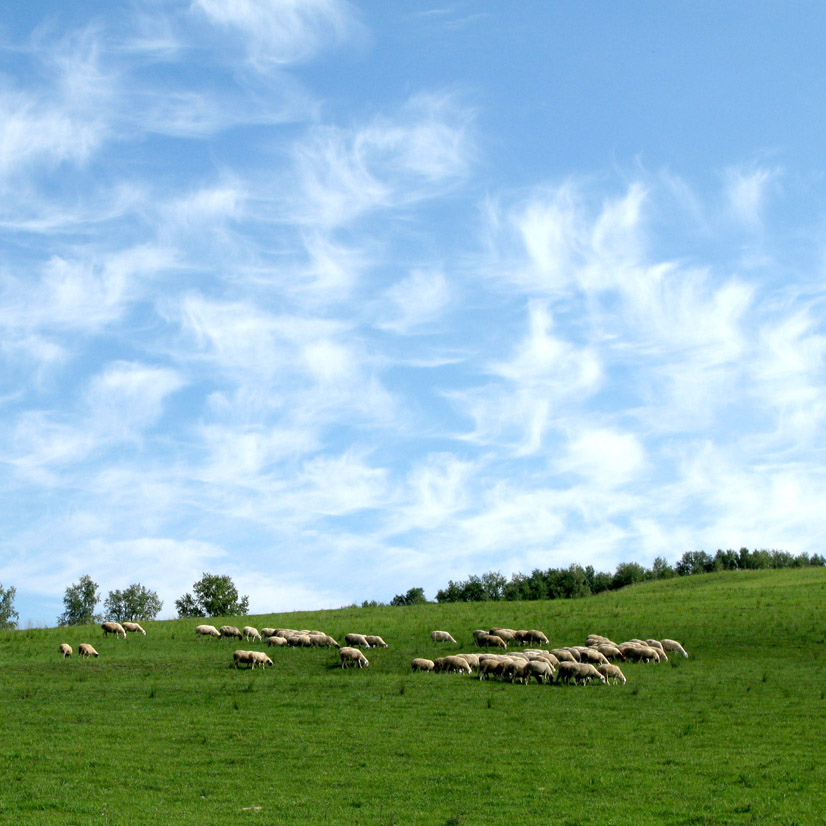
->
3 1 826 627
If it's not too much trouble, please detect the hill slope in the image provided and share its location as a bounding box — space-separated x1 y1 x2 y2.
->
1 568 824 825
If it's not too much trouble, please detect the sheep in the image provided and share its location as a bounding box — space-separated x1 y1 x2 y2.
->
598 663 627 685
622 644 660 663
525 650 559 668
430 630 457 644
525 660 554 684
458 652 480 669
443 655 472 674
411 658 435 672
101 621 126 638
122 622 146 635
550 648 577 664
478 633 507 649
242 626 262 642
365 635 388 648
274 628 297 639
586 634 616 646
596 643 625 661
219 625 243 640
195 624 221 639
503 660 530 684
344 633 371 648
555 661 579 685
472 629 488 645
260 628 276 638
59 643 72 658
478 658 507 681
580 648 610 666
266 635 288 647
309 634 340 648
340 647 369 669
572 662 607 685
78 643 99 658
523 629 550 646
662 638 689 658
233 650 254 668
489 628 516 643
250 651 274 669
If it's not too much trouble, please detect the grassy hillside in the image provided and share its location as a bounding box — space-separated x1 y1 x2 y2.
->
1 568 824 825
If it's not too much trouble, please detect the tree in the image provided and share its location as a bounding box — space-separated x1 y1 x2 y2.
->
0 582 19 630
390 587 428 606
175 573 249 618
58 575 101 626
611 562 647 590
104 584 163 622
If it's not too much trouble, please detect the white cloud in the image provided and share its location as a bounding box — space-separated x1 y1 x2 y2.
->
723 164 781 228
376 269 451 334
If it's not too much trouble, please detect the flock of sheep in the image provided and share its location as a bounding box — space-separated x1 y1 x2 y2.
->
413 629 689 686
57 620 688 687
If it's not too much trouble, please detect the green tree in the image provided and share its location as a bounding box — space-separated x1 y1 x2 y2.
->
390 587 428 606
176 573 249 618
58 575 101 626
104 584 163 622
0 582 19 630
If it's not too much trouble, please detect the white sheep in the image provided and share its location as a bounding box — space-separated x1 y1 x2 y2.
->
78 643 99 658
242 626 262 642
340 647 369 668
478 633 507 649
309 634 340 648
430 630 457 644
344 633 371 648
597 663 627 685
101 621 126 638
365 635 388 648
260 628 276 638
219 625 243 640
195 624 221 639
525 660 554 684
661 638 689 658
250 651 274 669
233 650 254 668
572 662 607 685
411 658 435 672
266 635 288 647
122 622 146 636
59 643 72 658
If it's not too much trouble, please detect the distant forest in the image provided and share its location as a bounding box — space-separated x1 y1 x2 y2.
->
387 548 825 606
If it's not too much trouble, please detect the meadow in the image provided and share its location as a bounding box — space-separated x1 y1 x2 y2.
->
0 568 824 826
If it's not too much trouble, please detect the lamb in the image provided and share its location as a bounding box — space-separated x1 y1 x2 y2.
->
78 643 99 658
411 658 435 672
430 630 457 644
59 643 72 658
219 625 243 640
266 635 288 647
122 622 146 635
195 624 221 639
598 663 627 685
242 626 262 642
344 633 371 648
340 646 369 668
101 621 126 638
661 638 689 658
364 635 388 648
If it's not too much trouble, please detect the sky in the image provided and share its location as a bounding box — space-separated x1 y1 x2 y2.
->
3 2 826 627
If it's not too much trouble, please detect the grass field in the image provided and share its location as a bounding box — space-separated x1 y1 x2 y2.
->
1 568 824 825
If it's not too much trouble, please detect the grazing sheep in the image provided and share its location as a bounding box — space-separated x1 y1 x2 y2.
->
122 622 146 636
266 635 288 647
598 663 627 685
260 628 276 638
596 643 625 661
526 660 554 684
472 629 488 645
458 653 480 669
662 638 689 658
309 634 340 648
78 643 99 658
489 628 516 643
503 660 530 684
233 650 254 668
101 621 126 638
250 651 274 669
274 628 297 639
622 645 660 663
587 634 616 646
440 655 472 674
340 647 369 669
59 643 72 658
365 635 388 648
219 626 243 640
478 658 507 681
411 658 435 672
430 630 457 644
573 663 607 685
242 626 262 642
550 648 577 664
478 633 507 649
521 629 550 646
344 633 371 649
195 624 221 639
556 661 580 685
525 650 559 669
580 648 610 666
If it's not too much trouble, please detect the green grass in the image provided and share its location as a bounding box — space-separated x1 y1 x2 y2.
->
1 568 825 825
